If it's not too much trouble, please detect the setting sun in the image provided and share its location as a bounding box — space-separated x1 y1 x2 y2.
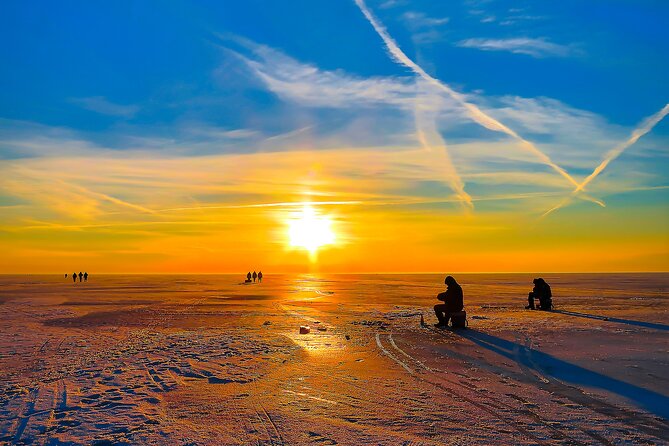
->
287 205 335 254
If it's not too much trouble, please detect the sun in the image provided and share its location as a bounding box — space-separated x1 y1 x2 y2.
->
288 205 335 255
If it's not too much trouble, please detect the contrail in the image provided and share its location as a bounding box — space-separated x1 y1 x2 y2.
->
576 103 669 194
415 93 473 208
353 0 583 191
157 200 364 213
57 180 156 214
542 103 669 217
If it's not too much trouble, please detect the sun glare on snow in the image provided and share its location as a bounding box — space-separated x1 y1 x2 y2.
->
288 205 335 255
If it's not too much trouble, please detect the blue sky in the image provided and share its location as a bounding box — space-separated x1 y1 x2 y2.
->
0 0 668 272
2 1 667 135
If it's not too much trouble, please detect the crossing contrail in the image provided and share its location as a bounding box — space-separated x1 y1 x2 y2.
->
542 103 669 217
415 91 473 209
575 103 669 194
353 0 583 192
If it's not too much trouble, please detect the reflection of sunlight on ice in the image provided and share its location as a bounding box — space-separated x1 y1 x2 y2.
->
279 277 343 355
283 330 346 356
287 275 336 301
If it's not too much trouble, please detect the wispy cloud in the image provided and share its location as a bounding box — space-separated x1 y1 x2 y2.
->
400 11 450 44
379 0 406 9
457 37 576 58
224 40 418 109
500 14 547 27
0 119 105 158
400 11 449 29
70 96 140 118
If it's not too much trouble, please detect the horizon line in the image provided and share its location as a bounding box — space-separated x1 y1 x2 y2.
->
2 271 668 275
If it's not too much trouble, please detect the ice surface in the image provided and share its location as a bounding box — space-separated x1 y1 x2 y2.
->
1 273 668 444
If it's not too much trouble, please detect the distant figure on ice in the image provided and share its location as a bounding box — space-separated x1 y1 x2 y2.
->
65 273 68 279
78 272 83 282
72 272 77 283
258 271 263 283
526 278 552 310
434 276 464 328
246 272 252 283
252 271 257 282
84 272 88 282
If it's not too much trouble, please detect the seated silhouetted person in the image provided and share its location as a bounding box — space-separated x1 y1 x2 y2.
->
434 276 464 328
526 278 552 310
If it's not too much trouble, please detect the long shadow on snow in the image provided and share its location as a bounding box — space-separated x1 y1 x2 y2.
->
552 310 669 331
457 329 669 419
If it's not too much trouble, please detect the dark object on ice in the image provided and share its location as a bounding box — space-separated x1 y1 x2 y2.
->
353 320 389 329
345 334 351 340
526 278 552 310
84 272 88 282
252 271 257 282
65 273 68 278
246 271 252 282
78 271 83 282
263 320 271 326
258 271 263 282
451 311 467 328
434 276 465 328
72 272 77 283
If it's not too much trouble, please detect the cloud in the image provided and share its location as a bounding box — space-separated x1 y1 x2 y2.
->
222 36 615 170
379 0 405 9
70 96 140 118
400 11 450 44
400 11 449 29
0 119 105 158
499 14 547 27
224 41 419 109
457 37 576 58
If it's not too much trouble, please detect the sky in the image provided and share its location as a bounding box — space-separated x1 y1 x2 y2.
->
0 0 668 273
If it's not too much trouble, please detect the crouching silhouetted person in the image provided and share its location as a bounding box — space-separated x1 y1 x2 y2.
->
434 276 464 328
526 278 552 310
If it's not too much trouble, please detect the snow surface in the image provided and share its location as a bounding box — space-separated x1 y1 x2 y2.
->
1 273 667 445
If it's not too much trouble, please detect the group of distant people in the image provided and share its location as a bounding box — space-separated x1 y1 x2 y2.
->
66 272 89 283
433 276 553 328
245 271 263 283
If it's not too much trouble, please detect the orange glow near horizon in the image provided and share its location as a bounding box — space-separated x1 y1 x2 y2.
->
0 148 668 274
